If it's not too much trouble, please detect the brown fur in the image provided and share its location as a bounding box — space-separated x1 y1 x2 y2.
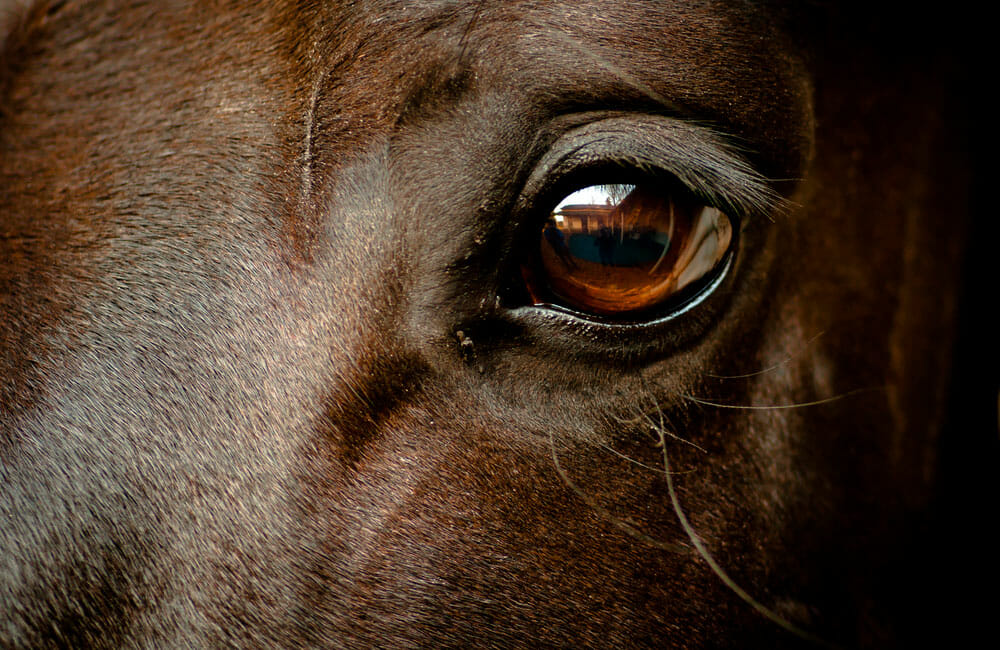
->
2 1 995 647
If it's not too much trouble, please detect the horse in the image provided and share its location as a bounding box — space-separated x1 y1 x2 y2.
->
2 1 995 647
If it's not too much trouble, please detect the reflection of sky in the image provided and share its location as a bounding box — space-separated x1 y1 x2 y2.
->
555 185 635 210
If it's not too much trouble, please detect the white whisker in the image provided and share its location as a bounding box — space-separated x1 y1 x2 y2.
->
656 424 844 649
641 410 708 454
683 387 880 411
547 429 688 554
593 440 697 475
706 331 826 379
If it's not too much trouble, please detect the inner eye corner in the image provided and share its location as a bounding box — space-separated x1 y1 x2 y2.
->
520 178 737 323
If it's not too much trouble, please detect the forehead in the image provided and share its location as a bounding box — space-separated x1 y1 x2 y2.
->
299 0 813 181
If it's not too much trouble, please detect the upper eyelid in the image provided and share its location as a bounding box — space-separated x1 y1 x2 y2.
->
520 115 785 221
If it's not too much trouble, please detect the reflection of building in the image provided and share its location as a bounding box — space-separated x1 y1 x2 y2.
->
553 204 613 234
555 188 677 236
551 201 672 266
550 189 690 267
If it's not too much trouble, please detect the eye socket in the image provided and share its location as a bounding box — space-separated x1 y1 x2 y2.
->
522 182 735 319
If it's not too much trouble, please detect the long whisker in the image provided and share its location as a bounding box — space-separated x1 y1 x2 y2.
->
706 331 826 379
548 429 688 554
656 424 844 649
637 382 709 454
683 387 881 411
592 440 697 475
595 441 668 474
641 410 708 454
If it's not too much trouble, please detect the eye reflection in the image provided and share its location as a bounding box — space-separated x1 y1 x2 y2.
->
532 183 733 316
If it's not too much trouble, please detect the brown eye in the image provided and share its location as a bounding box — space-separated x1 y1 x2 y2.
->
526 183 734 317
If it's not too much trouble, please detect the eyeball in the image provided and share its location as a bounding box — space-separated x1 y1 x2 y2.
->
524 183 734 318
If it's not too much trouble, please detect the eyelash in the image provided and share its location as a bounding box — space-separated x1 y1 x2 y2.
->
481 114 779 359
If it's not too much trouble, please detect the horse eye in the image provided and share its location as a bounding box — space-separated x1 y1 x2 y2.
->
524 183 734 318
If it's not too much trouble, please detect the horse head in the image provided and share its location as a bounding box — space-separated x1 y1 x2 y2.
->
1 1 993 647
